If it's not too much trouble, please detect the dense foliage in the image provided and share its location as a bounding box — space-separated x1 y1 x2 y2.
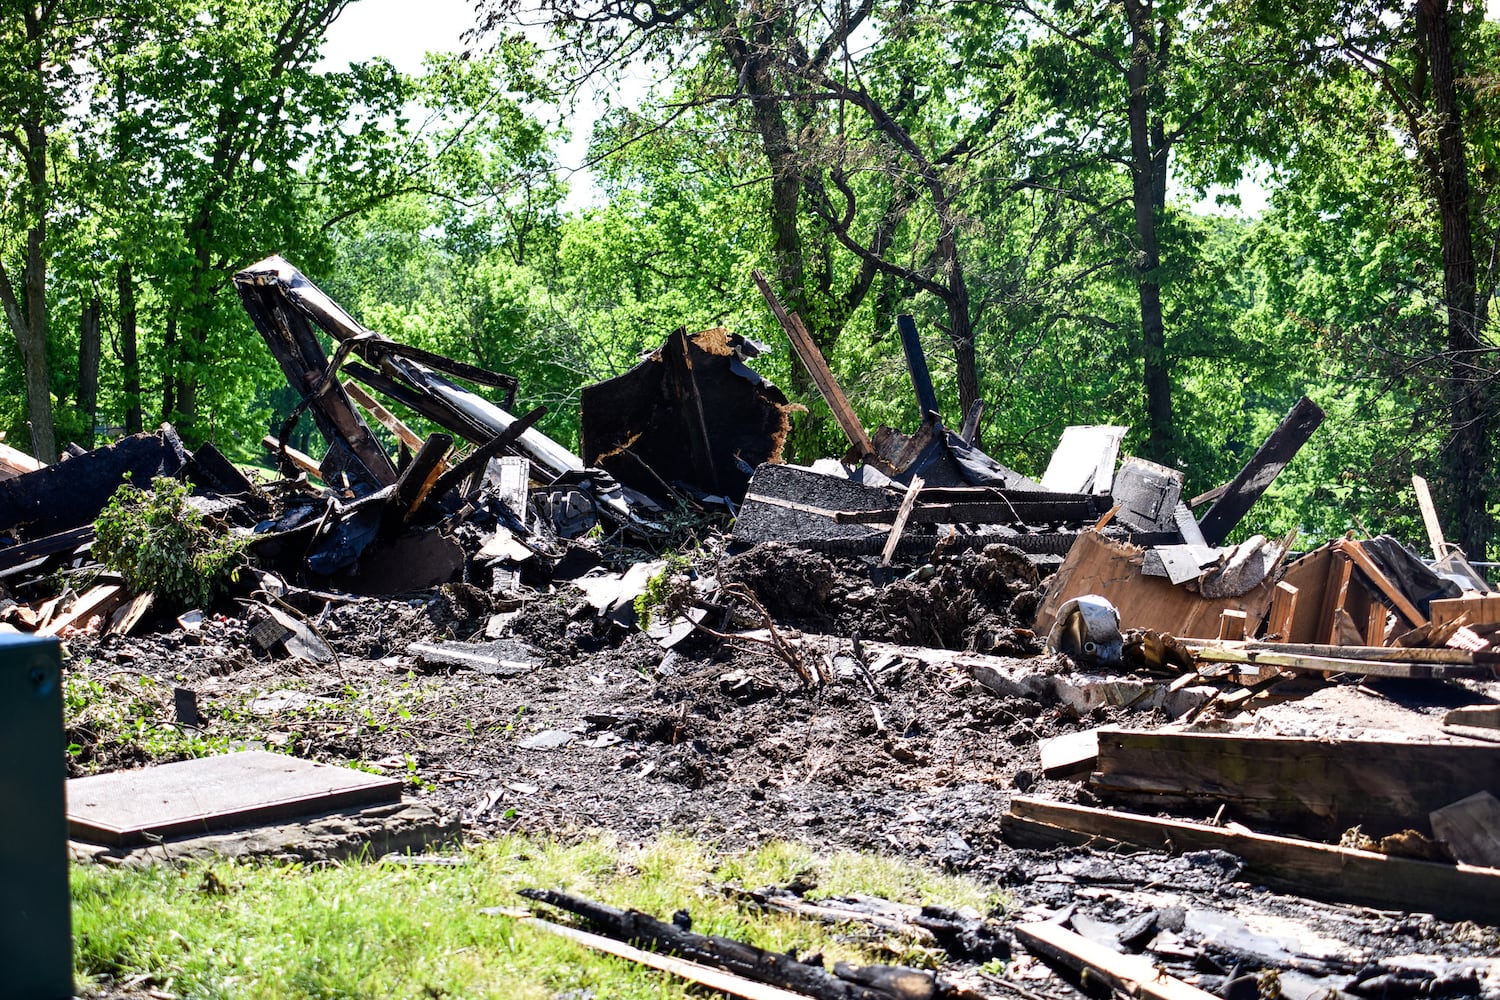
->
3 0 1497 554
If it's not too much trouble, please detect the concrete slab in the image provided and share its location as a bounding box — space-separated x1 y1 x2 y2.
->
70 800 458 865
68 750 402 846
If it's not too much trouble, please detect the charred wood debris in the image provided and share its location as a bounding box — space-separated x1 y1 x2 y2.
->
5 255 1500 999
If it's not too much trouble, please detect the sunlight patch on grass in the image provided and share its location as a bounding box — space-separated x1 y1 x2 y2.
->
73 833 1004 999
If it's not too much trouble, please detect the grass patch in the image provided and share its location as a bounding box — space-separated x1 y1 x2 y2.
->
73 833 1004 998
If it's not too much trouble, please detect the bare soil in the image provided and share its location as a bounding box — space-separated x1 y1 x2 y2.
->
60 537 1500 999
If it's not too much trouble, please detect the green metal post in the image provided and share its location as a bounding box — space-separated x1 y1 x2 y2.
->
0 634 72 998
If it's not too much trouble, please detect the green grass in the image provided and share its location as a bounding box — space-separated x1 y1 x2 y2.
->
73 834 1005 999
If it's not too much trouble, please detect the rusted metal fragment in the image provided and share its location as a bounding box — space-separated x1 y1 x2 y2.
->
580 327 791 504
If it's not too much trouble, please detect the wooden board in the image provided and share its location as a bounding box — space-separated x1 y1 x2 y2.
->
1431 594 1500 628
1412 474 1446 561
1090 729 1500 838
753 269 875 460
1034 531 1275 638
1040 425 1128 495
1004 796 1500 924
1039 729 1104 780
1016 921 1218 1000
68 750 401 846
1198 396 1325 546
525 917 813 1000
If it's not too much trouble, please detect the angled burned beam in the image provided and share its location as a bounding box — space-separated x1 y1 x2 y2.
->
1198 396 1325 546
235 262 397 492
753 269 876 461
895 314 941 421
424 407 547 507
238 255 579 483
383 433 452 532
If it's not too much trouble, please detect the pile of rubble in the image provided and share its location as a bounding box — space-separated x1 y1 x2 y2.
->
4 256 1500 1000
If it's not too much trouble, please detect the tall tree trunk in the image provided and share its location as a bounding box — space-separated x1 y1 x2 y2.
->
118 261 142 435
78 295 101 448
0 6 57 462
162 314 177 422
1124 0 1174 466
1417 0 1490 558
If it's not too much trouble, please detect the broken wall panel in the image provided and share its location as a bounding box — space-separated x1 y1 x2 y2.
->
580 327 791 504
0 428 188 539
1033 531 1276 637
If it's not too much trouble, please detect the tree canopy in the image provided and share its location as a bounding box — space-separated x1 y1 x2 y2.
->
2 0 1497 555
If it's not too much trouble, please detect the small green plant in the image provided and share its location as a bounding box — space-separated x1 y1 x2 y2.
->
633 551 694 628
93 475 248 609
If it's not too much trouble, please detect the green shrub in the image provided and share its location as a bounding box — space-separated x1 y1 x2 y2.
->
93 475 247 609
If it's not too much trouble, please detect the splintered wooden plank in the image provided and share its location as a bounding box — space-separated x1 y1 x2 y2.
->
1004 796 1500 924
752 269 875 459
1016 921 1218 1000
67 751 401 846
880 475 924 567
1090 729 1500 838
1198 396 1325 546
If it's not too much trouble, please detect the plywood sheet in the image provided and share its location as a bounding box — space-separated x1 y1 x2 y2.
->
68 750 401 846
1034 531 1274 638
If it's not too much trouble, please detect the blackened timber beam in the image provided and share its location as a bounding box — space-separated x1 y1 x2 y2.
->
343 363 495 446
234 269 397 492
384 433 452 532
1198 396 1325 546
753 270 876 461
896 314 941 421
425 407 547 506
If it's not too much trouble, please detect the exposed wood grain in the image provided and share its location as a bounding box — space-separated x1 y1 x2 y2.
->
1015 921 1219 1000
1091 729 1500 838
753 269 875 459
1430 791 1500 868
1004 796 1500 923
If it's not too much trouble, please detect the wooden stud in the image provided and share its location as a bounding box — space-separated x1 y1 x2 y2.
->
879 475 925 567
1217 609 1248 642
1266 582 1298 642
752 270 875 460
1413 474 1447 561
